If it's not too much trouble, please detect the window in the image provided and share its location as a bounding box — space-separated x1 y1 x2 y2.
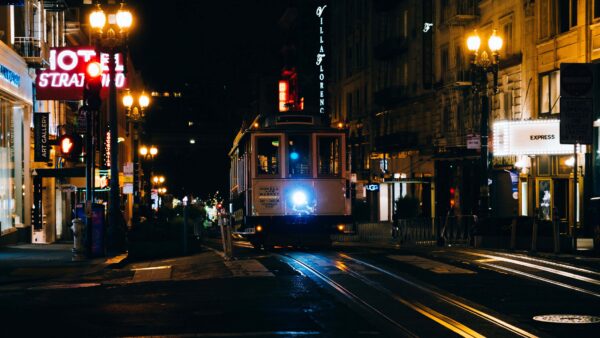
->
595 0 600 19
318 136 341 176
288 134 311 177
540 71 560 115
455 45 464 71
256 136 280 176
440 45 449 83
559 0 577 33
503 21 513 55
346 92 353 120
402 10 408 38
539 0 551 39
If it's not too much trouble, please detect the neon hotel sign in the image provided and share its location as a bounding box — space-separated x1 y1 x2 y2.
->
36 47 126 100
316 5 326 114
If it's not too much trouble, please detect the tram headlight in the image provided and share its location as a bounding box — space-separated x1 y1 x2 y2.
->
291 190 308 206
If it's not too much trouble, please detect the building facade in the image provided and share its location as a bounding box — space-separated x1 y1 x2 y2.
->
329 0 600 240
0 0 140 245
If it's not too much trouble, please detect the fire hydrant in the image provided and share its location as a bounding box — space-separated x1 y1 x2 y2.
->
71 218 85 260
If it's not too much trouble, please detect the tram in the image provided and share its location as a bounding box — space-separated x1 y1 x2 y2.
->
229 112 353 249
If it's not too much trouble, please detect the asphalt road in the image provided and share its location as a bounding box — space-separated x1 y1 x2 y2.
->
0 239 598 337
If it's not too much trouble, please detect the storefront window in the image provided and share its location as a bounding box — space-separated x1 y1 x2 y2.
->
287 134 311 177
538 179 552 220
0 101 15 232
256 136 280 176
318 136 341 176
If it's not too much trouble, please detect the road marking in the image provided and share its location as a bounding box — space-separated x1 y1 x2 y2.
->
28 282 101 290
224 259 274 277
105 253 127 264
132 265 172 282
396 298 485 338
388 255 475 274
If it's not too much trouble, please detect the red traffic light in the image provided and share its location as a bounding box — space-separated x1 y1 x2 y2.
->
449 187 456 207
86 62 102 78
84 61 103 110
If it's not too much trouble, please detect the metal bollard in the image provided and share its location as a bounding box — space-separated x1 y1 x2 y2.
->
71 218 85 260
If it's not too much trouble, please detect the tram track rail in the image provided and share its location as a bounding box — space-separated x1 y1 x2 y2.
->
453 250 600 298
277 251 540 338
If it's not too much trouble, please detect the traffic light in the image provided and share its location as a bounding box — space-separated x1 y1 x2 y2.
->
84 61 103 110
58 134 82 160
449 187 456 208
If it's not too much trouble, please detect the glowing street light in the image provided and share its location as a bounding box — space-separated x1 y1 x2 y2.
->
466 29 503 219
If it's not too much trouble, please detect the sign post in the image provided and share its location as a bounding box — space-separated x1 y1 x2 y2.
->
560 63 595 241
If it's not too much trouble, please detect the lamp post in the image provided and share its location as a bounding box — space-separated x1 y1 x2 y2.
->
466 29 503 218
139 145 158 211
123 91 150 227
151 175 165 210
89 1 133 255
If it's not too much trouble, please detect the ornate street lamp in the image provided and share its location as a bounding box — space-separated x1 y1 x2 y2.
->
466 29 502 218
123 91 150 226
89 1 133 255
139 145 158 210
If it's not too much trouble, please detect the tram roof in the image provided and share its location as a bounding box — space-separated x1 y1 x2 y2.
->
229 112 344 156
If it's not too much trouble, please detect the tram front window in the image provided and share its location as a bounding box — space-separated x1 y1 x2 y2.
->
256 136 280 176
288 134 311 177
318 136 341 176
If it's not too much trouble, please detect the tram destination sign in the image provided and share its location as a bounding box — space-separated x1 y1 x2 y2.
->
559 63 594 144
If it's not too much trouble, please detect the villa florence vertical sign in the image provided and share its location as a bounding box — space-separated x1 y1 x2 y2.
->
34 112 49 162
316 4 326 114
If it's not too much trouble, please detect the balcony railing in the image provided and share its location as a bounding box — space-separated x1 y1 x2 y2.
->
13 37 46 66
441 0 479 26
374 37 408 60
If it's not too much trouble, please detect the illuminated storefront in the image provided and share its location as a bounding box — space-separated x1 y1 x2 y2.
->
0 41 33 241
493 119 584 232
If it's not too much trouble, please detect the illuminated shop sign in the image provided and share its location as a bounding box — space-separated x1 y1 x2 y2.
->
493 120 584 156
0 63 20 88
36 47 126 100
316 5 326 114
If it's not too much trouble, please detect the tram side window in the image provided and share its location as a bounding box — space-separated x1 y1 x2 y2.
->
288 134 311 177
256 136 280 176
318 136 341 176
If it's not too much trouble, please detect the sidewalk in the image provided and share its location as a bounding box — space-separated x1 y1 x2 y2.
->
0 243 126 286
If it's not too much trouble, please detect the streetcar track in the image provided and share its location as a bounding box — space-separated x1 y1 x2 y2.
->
281 251 541 337
459 251 600 286
481 262 600 298
478 251 600 276
277 253 418 338
337 253 539 338
330 255 487 337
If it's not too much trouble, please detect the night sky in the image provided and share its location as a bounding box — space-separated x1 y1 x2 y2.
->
126 0 291 199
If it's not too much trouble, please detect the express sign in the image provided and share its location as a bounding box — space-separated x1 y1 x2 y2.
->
36 47 126 100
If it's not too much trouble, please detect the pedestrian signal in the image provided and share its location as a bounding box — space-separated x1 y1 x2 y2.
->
58 134 82 160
